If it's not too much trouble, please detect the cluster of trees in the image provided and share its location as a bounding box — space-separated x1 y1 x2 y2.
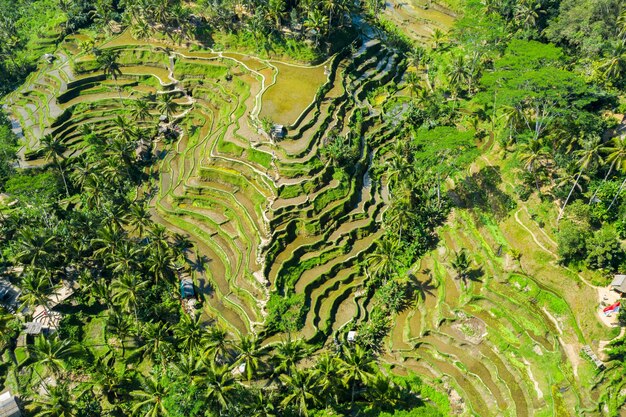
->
394 0 626 272
15 329 444 416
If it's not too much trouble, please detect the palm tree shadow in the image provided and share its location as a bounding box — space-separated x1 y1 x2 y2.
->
467 266 484 283
188 255 210 273
407 273 437 302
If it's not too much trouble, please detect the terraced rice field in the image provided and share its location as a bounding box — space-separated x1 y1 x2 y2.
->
2 26 615 416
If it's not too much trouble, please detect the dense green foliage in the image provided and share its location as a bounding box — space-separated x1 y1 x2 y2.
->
3 0 626 415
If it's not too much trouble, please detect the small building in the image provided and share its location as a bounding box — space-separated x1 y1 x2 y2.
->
42 54 54 64
347 331 357 343
180 278 195 299
271 125 286 140
135 139 152 161
24 322 43 336
610 275 626 294
0 391 21 417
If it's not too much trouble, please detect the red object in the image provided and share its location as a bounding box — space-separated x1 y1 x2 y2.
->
603 301 621 313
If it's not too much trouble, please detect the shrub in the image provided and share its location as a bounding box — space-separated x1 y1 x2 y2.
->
585 225 625 272
556 220 590 265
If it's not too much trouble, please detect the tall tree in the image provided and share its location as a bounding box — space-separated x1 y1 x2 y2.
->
41 134 70 197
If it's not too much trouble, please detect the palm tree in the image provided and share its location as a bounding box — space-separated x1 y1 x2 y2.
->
234 335 266 381
157 94 177 120
140 321 172 363
14 229 57 273
126 202 152 236
29 334 75 379
174 313 205 353
304 10 328 49
589 135 626 204
311 353 341 406
599 40 626 82
365 238 400 282
111 274 148 325
130 97 153 122
30 383 77 417
107 311 134 356
384 198 416 243
448 55 469 97
339 345 375 406
130 374 170 417
450 249 471 285
195 362 238 414
512 0 542 32
279 369 320 417
272 338 308 376
202 326 231 362
266 0 287 30
405 71 421 97
431 28 446 49
41 134 70 197
112 115 136 142
96 49 124 104
19 268 55 314
0 307 15 348
558 136 605 221
173 352 203 382
518 139 549 192
108 241 140 274
131 18 153 40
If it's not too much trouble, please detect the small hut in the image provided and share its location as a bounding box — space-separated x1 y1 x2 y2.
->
24 322 43 336
135 139 152 162
271 125 286 140
180 278 195 299
0 391 21 417
610 275 626 294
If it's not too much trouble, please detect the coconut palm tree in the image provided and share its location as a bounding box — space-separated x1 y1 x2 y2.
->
450 249 471 285
96 49 123 104
125 202 152 236
304 9 328 49
92 356 130 404
558 136 605 221
40 134 70 197
130 97 153 122
112 115 136 142
279 369 320 417
589 135 626 204
107 311 134 356
405 71 421 97
174 313 205 353
19 268 55 313
111 273 148 325
599 40 626 82
130 374 170 417
266 0 287 30
272 338 308 377
195 362 238 414
202 326 231 363
339 345 375 406
140 321 172 364
14 228 57 272
311 353 341 406
29 334 76 378
157 94 177 120
365 238 400 282
234 335 266 381
518 139 549 193
30 383 77 417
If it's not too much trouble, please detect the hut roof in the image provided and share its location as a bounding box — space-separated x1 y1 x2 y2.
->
24 322 43 335
0 391 21 417
611 275 626 293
